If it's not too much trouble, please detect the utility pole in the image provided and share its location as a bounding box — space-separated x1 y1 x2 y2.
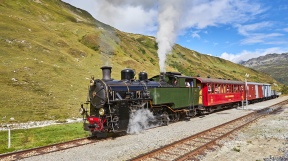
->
245 73 249 109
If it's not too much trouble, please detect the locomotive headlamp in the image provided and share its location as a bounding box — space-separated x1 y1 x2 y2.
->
79 105 85 115
99 108 105 116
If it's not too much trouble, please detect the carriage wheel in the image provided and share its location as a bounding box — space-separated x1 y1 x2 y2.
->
189 108 197 118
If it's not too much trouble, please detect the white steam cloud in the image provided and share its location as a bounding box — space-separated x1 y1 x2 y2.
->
156 0 184 72
127 108 156 134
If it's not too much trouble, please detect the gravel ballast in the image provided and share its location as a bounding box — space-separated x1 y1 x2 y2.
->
203 104 288 161
21 96 288 161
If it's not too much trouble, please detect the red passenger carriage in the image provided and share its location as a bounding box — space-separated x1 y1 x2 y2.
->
195 77 245 112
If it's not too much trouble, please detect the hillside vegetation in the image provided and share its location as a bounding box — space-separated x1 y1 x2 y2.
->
0 0 281 123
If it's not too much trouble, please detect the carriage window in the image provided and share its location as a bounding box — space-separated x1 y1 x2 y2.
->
234 85 239 92
215 84 219 93
227 84 230 93
240 85 244 92
208 84 211 93
220 84 224 93
211 84 215 93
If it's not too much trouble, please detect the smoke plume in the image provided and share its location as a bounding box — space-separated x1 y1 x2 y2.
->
156 0 179 72
98 30 120 66
156 0 185 72
127 108 156 134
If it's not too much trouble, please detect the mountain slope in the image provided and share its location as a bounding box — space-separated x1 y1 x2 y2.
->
240 53 288 85
0 0 281 123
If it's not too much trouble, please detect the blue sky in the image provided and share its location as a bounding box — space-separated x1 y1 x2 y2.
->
62 0 288 63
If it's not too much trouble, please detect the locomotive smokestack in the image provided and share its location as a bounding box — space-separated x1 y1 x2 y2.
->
101 66 112 81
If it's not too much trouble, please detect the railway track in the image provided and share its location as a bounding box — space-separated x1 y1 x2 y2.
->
130 99 288 161
0 137 97 161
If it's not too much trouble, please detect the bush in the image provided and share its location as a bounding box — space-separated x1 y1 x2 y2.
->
280 85 288 95
232 147 240 152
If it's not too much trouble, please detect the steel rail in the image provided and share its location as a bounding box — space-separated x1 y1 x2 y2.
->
0 137 97 161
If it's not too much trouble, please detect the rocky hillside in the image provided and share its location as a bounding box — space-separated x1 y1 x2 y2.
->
0 0 281 123
240 53 288 85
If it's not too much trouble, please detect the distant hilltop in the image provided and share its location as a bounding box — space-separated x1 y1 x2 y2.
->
240 53 288 85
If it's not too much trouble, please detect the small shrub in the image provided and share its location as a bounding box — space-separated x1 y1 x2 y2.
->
232 147 240 152
280 85 288 94
138 48 146 54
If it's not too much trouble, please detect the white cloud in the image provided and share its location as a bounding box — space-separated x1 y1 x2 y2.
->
220 47 288 63
180 0 265 30
236 22 273 36
235 22 285 45
191 31 200 38
241 33 284 44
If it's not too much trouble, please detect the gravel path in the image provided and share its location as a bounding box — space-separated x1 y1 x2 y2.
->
21 96 288 161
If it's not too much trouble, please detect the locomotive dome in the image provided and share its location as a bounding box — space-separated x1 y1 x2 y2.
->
138 72 148 81
121 68 135 80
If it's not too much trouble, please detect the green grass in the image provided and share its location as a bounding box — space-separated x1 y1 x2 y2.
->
0 122 88 154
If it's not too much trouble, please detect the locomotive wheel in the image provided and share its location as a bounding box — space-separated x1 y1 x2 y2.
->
171 113 180 122
160 111 169 126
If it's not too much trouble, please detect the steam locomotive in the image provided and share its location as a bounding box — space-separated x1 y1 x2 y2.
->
79 66 278 137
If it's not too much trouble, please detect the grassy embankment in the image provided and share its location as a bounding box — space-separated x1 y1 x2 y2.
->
0 122 87 154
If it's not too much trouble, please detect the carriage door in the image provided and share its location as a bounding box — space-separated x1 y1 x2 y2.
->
255 85 259 98
196 81 203 104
